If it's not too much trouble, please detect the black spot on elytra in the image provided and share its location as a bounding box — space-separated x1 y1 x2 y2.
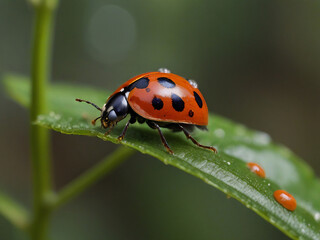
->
171 93 185 112
194 91 203 108
188 110 194 117
127 77 149 91
146 88 151 92
152 97 163 110
157 77 176 88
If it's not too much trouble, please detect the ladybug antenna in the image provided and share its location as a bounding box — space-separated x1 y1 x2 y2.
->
91 116 101 125
75 98 102 111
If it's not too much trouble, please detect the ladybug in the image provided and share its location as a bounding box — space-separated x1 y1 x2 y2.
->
76 68 217 154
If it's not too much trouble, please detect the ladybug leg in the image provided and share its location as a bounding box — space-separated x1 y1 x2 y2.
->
118 116 136 141
178 124 217 153
117 121 129 141
148 121 174 154
104 124 114 136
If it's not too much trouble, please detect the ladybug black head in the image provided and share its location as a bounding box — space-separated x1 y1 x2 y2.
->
76 92 129 129
100 92 129 128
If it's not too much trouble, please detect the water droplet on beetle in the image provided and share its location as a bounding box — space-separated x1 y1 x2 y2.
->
158 68 171 73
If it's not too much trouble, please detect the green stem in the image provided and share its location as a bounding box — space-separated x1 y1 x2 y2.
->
52 147 135 209
29 1 58 239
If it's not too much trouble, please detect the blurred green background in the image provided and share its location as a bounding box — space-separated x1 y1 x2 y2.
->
0 0 319 239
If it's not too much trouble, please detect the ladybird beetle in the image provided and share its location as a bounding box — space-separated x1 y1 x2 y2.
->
76 68 217 154
247 162 266 178
273 190 297 211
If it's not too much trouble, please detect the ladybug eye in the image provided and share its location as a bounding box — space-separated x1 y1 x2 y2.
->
108 110 117 121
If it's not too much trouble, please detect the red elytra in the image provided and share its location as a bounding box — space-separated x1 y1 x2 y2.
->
76 69 216 154
273 190 297 211
110 72 208 125
247 162 266 178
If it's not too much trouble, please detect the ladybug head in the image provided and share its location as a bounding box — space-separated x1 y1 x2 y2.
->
100 93 129 128
76 92 129 129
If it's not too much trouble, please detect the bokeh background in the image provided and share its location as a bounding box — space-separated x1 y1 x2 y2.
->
0 0 319 239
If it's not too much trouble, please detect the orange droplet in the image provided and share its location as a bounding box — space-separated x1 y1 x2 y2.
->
247 162 266 178
274 190 297 211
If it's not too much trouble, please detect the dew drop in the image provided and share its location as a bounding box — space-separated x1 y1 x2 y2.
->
253 132 271 145
314 212 320 222
49 111 61 120
273 190 297 211
247 162 266 178
214 128 225 138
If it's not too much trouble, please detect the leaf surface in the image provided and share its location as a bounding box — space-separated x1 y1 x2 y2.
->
3 74 320 239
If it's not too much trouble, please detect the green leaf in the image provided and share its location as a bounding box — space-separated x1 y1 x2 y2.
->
3 74 320 240
0 190 29 230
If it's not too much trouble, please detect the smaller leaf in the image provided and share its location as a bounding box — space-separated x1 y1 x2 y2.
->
0 190 29 230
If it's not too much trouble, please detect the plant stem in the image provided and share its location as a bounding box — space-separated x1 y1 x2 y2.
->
30 1 58 239
28 0 134 238
52 146 135 209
